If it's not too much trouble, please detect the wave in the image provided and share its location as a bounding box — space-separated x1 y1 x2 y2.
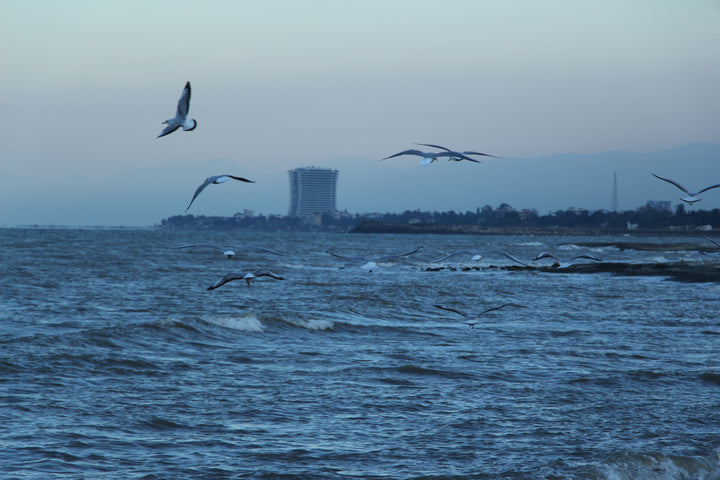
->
281 317 335 331
202 314 265 332
599 450 720 480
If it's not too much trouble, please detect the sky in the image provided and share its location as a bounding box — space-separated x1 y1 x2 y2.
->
1 0 719 226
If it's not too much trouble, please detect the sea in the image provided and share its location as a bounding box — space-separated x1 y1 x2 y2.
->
2 227 719 480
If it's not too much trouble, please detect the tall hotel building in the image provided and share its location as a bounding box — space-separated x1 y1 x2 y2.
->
287 167 339 217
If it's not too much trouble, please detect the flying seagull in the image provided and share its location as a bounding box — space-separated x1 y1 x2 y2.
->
158 81 197 138
207 268 285 289
382 149 479 166
185 175 255 212
432 249 527 266
416 143 500 161
651 173 720 205
326 246 424 272
172 244 288 259
433 303 510 328
532 252 602 268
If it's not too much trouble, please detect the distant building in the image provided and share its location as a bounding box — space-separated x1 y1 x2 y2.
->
288 167 339 217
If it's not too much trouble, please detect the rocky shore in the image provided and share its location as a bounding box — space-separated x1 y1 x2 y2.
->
423 261 720 284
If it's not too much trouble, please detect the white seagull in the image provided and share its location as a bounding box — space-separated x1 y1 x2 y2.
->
382 149 478 166
416 143 500 162
651 173 720 205
158 81 197 138
186 175 255 212
173 244 288 259
207 268 285 289
434 303 510 328
326 246 424 272
533 252 602 268
433 249 527 266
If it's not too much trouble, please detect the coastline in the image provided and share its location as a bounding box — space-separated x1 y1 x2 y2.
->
349 221 716 237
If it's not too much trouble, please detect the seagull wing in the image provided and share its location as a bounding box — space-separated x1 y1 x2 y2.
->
375 245 424 262
462 151 500 159
415 143 451 152
185 177 215 212
433 304 469 319
569 254 602 262
176 81 191 118
173 243 225 251
226 175 255 184
476 304 510 316
702 236 720 248
432 151 480 163
251 268 284 280
432 250 476 262
326 250 368 263
382 149 425 160
695 184 720 195
533 252 559 262
157 122 181 138
652 173 689 194
207 272 245 290
481 249 528 266
240 246 289 256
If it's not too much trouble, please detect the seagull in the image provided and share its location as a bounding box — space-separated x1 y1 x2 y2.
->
382 149 479 166
172 244 288 259
326 246 424 272
207 268 285 289
185 175 255 212
651 173 720 205
433 303 510 328
416 143 500 161
532 252 602 268
432 249 527 265
158 81 197 138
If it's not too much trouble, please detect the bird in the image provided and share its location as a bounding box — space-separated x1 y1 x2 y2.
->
185 175 254 212
172 244 288 259
433 303 510 328
432 249 527 265
158 81 197 138
326 246 424 272
207 268 285 289
651 173 720 205
416 143 500 161
532 252 602 268
382 149 479 166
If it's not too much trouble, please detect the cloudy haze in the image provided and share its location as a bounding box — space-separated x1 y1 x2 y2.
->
1 1 719 226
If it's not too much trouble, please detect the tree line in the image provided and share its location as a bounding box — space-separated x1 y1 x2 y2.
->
160 202 720 232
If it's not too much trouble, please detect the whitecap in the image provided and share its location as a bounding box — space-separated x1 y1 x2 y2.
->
205 314 264 332
287 318 335 330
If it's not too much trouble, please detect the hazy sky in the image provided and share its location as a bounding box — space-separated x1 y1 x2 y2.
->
2 0 719 226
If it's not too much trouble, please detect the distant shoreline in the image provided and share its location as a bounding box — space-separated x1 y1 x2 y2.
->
349 221 715 237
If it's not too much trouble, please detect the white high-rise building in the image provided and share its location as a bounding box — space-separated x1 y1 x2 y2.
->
287 167 339 217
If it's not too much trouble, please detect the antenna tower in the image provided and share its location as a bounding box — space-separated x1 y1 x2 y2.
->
611 171 618 212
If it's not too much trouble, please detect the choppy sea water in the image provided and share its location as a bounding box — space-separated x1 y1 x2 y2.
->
1 227 719 479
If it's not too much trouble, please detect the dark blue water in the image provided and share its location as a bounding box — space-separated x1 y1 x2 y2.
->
2 227 720 479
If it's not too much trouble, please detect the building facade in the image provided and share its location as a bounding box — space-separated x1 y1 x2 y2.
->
287 167 339 217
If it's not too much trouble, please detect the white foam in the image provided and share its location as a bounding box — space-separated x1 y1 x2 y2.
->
205 314 264 332
288 318 335 330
